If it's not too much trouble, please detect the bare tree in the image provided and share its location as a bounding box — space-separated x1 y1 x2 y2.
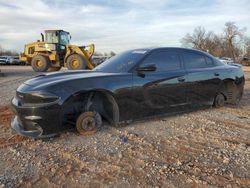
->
181 22 248 63
0 44 19 56
243 37 250 57
223 22 245 62
181 27 223 56
181 26 208 50
181 27 219 52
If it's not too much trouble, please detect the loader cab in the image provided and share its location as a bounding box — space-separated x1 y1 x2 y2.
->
44 30 70 46
44 30 70 55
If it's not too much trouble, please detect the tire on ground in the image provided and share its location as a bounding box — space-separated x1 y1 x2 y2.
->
66 54 87 70
31 55 51 72
213 93 225 108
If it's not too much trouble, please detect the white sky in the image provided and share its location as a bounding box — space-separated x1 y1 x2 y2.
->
0 0 249 53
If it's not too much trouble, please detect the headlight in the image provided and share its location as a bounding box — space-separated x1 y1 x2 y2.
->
16 91 60 106
30 92 59 103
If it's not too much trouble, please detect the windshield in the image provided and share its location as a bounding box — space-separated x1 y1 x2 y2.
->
60 32 70 45
93 50 148 73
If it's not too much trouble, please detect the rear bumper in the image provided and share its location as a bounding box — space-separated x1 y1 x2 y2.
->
11 97 61 138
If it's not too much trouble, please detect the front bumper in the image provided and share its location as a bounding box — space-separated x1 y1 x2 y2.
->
11 97 61 138
11 116 44 138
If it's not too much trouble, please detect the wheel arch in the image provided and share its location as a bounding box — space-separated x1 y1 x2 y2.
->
219 78 235 99
221 78 243 104
61 89 119 126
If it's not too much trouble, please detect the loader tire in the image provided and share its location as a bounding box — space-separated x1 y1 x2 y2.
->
66 54 87 70
48 66 61 72
31 55 50 72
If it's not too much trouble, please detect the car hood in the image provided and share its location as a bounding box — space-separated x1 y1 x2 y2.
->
24 70 120 88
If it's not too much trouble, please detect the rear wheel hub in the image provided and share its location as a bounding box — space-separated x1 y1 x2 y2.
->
36 60 43 67
214 93 225 107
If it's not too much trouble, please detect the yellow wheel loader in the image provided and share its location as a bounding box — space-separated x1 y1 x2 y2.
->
19 30 95 72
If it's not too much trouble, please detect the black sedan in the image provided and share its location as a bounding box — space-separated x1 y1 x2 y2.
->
11 47 245 138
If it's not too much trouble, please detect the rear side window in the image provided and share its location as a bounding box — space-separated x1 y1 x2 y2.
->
142 50 182 71
205 56 214 66
183 52 213 69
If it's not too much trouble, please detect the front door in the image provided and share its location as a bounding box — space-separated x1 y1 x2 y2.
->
132 49 188 120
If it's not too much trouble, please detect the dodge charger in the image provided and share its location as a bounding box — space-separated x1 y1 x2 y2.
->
11 48 245 138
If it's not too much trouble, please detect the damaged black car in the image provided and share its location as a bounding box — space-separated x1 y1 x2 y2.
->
11 47 245 138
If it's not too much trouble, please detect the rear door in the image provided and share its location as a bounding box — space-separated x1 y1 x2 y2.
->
182 51 221 105
132 49 188 119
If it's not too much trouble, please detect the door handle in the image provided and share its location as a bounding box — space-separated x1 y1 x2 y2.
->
178 77 185 82
214 72 220 76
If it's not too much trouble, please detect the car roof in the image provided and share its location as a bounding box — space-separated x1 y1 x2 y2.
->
133 47 214 57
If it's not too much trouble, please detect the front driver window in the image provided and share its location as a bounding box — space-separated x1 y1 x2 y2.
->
141 50 182 72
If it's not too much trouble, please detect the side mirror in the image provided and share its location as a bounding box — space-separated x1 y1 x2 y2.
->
136 64 156 72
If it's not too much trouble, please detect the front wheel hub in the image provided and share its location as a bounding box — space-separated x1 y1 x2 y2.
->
76 111 102 135
71 59 79 69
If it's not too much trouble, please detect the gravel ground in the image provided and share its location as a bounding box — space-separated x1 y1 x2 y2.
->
0 66 38 106
0 65 250 188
